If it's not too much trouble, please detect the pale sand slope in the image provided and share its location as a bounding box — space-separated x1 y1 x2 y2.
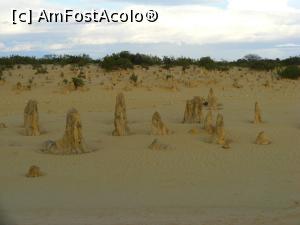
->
0 65 299 225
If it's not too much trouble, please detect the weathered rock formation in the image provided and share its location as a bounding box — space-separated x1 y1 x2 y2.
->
24 100 40 136
151 112 170 135
112 93 130 136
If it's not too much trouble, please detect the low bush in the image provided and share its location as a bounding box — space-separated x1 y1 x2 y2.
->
277 66 300 80
35 66 48 74
62 79 69 85
101 54 133 71
72 77 85 89
129 73 138 83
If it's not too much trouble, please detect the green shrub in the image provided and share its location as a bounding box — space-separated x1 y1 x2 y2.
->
216 65 230 72
63 79 68 85
182 64 190 72
129 73 138 83
35 66 48 74
278 66 300 80
162 56 174 70
196 57 216 70
101 54 133 71
141 64 149 70
72 77 85 89
249 60 276 71
166 74 173 80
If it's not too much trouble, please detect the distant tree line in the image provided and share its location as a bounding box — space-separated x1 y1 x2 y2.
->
0 51 300 79
0 54 94 69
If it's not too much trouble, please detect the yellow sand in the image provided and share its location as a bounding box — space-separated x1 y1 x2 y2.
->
0 65 299 225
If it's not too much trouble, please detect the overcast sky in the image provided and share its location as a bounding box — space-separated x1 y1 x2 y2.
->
0 0 300 60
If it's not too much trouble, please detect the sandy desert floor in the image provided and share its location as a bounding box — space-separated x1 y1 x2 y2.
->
0 65 299 225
